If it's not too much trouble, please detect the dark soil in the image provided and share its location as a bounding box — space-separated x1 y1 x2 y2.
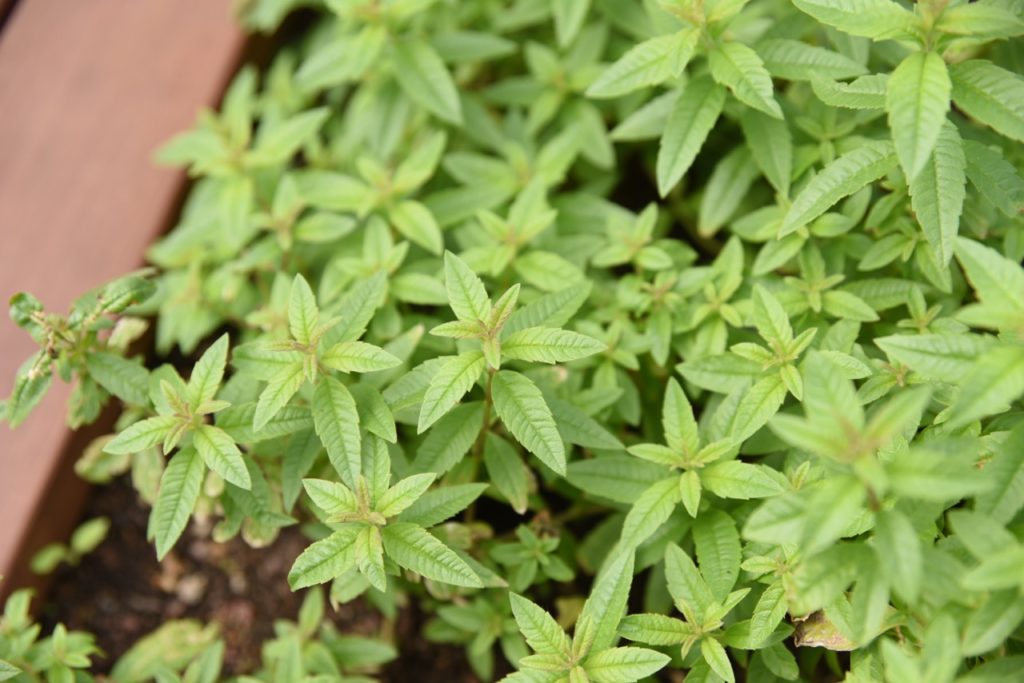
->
38 477 476 681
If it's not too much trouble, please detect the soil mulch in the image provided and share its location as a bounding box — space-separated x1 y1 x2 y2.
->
38 477 476 681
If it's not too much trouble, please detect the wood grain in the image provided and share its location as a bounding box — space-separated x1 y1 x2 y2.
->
0 0 245 596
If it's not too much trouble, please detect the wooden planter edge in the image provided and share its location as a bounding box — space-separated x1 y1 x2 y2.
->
0 0 246 601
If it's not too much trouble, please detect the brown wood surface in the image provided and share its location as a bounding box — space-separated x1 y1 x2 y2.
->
0 0 245 596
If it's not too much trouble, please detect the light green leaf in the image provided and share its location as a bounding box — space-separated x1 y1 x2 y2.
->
553 0 591 47
288 525 361 589
193 425 250 489
887 51 951 181
399 482 488 527
779 140 896 236
874 333 994 383
484 433 532 514
756 39 868 82
701 637 735 683
444 251 490 323
313 376 362 488
105 415 179 455
417 351 486 433
908 121 964 265
393 40 463 124
618 613 695 646
740 107 792 196
381 522 483 587
947 345 1024 428
502 327 605 364
509 592 571 655
321 341 401 374
621 477 680 549
254 361 306 431
811 74 888 110
709 41 782 119
584 647 670 683
701 461 787 499
665 543 715 626
289 274 319 346
377 473 437 518
302 478 358 518
792 0 919 39
587 30 698 99
729 374 788 442
492 370 566 475
694 510 741 601
656 76 726 196
389 200 444 255
86 352 150 406
151 448 204 560
950 60 1024 143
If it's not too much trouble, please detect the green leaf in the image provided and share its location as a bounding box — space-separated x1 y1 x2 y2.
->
729 374 788 442
0 660 20 681
962 591 1024 657
249 108 327 167
811 74 887 110
254 361 306 430
709 41 782 119
86 352 150 406
792 0 918 39
503 282 591 336
701 637 735 683
779 140 897 236
188 340 232 415
950 60 1024 143
584 647 670 683
393 40 463 125
415 402 485 474
618 613 695 646
492 370 566 475
656 76 726 196
579 549 636 652
444 251 490 323
749 581 788 646
587 30 698 99
417 351 486 433
548 397 624 451
399 482 488 527
740 107 793 196
693 510 741 601
321 341 401 374
193 425 250 489
963 140 1024 217
886 51 951 181
976 424 1024 524
874 333 994 383
509 592 571 655
621 477 680 549
947 345 1024 428
105 415 179 455
377 473 437 518
288 526 361 589
908 121 964 265
313 376 362 488
381 522 483 587
701 461 787 499
289 273 319 346
872 509 922 603
302 478 358 518
389 200 444 255
151 448 204 560
484 434 532 515
502 327 605 364
552 0 591 47
756 39 867 82
662 378 699 457
955 237 1024 324
665 543 715 626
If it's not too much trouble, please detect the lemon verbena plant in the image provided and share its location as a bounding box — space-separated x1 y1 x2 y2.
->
5 0 1024 681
